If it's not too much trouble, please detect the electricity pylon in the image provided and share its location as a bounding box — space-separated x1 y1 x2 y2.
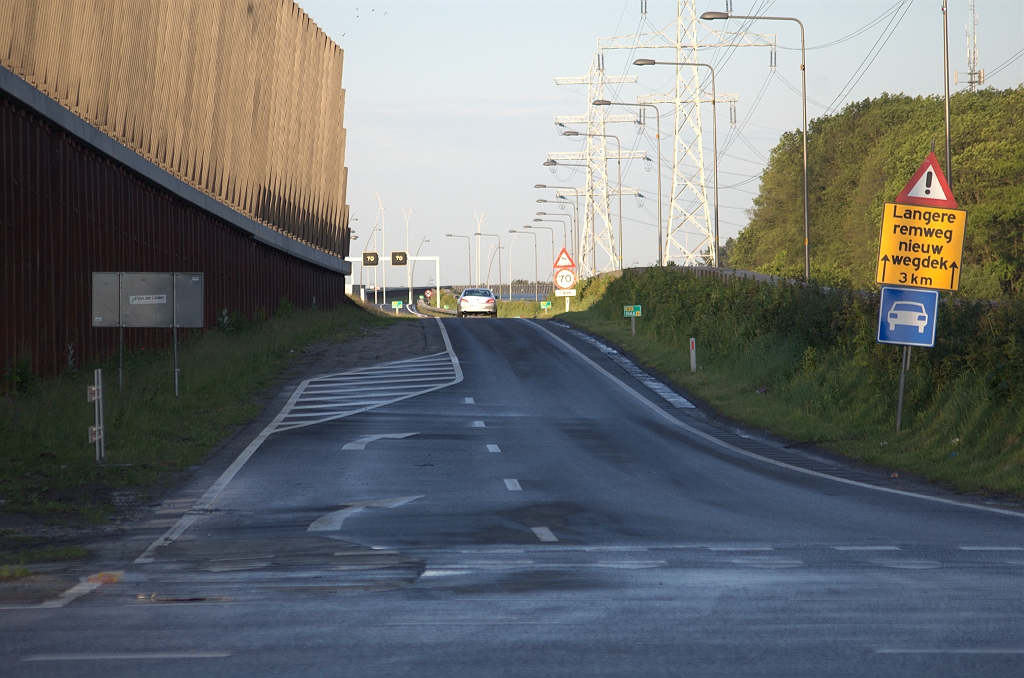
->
599 0 775 266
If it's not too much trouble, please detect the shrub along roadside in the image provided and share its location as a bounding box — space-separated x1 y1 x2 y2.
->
0 302 393 521
562 267 1024 497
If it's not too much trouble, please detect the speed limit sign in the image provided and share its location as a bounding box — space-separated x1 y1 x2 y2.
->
554 268 576 290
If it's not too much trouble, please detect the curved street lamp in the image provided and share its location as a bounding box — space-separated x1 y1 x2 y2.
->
593 98 664 266
524 225 555 283
631 60 720 267
563 129 624 270
445 234 472 287
700 10 809 280
510 229 539 301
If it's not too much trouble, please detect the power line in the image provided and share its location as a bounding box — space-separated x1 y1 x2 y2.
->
823 0 916 116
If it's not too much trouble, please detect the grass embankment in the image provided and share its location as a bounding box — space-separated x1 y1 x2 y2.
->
563 268 1024 497
1 302 393 522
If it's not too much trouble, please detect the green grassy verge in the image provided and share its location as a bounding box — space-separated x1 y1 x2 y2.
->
0 302 393 521
562 268 1024 497
0 565 33 580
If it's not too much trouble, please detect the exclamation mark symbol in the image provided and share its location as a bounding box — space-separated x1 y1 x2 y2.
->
925 171 933 195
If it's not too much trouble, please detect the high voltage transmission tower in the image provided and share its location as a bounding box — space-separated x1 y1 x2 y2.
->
549 52 648 277
551 0 775 274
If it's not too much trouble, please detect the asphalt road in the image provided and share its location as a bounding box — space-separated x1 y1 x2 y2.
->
3 318 1022 677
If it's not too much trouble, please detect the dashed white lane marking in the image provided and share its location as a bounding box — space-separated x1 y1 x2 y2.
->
708 546 773 552
959 546 1024 551
532 527 558 542
486 444 501 453
307 495 423 532
504 479 522 491
23 652 231 661
833 546 901 551
132 319 461 565
525 319 1024 520
871 560 942 569
464 397 475 404
473 420 485 427
341 432 417 450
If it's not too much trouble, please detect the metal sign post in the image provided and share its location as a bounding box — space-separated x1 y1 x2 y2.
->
93 272 204 396
895 346 912 433
624 305 641 336
874 152 966 432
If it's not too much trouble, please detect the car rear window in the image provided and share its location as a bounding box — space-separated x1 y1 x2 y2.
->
463 289 493 297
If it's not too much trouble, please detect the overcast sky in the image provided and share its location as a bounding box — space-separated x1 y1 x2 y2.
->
301 0 1024 287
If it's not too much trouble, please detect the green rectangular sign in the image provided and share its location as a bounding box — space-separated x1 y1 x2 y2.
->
540 301 552 309
624 305 641 317
391 300 403 308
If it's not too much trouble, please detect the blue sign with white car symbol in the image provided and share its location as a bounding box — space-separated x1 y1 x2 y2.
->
877 286 939 348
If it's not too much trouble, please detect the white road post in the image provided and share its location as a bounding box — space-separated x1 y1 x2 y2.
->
88 369 105 462
690 338 697 373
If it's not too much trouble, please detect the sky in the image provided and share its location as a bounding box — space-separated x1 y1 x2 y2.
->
300 0 1024 288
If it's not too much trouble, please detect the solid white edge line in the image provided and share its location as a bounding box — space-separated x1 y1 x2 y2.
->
522 319 1024 520
134 322 464 564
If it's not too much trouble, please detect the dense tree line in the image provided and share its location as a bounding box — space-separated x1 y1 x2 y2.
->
729 87 1024 300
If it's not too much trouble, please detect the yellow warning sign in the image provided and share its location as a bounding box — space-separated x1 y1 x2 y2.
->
876 202 967 291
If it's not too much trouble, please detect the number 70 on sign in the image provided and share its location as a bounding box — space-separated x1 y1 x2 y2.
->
554 268 576 290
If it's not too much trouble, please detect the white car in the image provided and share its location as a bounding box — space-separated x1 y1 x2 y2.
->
457 288 497 318
887 301 928 333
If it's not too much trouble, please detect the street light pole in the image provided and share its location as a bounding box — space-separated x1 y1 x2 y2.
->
510 229 539 301
411 236 430 297
507 233 518 301
524 225 555 284
593 99 664 266
942 0 952 184
702 11 808 280
533 217 568 249
536 212 575 250
445 234 472 287
473 213 486 287
632 61 718 267
563 130 624 270
536 199 579 260
402 209 413 305
475 233 501 290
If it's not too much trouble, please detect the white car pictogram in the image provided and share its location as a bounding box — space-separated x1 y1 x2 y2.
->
887 301 929 333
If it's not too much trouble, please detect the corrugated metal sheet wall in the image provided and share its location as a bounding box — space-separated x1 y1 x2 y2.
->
0 0 349 256
1 91 348 379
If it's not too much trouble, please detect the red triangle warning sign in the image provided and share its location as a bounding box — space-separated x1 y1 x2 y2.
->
894 152 957 208
553 247 575 269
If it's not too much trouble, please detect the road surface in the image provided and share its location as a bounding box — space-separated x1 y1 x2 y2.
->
2 318 1021 677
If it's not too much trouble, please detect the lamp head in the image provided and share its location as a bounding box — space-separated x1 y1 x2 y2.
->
445 233 453 237
533 219 542 222
534 184 546 188
543 160 558 166
700 11 729 20
633 58 656 66
562 130 580 137
592 99 612 106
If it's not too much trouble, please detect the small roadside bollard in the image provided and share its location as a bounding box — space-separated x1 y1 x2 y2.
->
689 338 697 373
624 305 642 336
391 300 403 315
88 368 106 463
